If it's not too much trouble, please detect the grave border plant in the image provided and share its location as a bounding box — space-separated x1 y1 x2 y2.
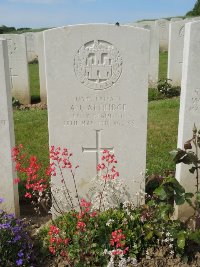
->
11 141 200 266
0 198 34 267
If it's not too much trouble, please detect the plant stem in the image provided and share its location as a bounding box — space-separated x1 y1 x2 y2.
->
57 163 74 209
71 170 81 211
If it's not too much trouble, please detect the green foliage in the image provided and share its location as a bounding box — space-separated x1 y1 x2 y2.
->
0 25 16 34
154 176 194 207
148 88 165 101
186 0 200 16
39 200 191 265
28 62 40 103
157 79 181 98
12 97 21 108
0 207 33 266
171 125 200 192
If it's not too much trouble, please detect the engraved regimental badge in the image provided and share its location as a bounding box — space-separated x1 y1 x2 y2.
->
74 40 122 90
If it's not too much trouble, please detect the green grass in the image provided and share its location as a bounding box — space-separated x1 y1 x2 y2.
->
29 62 40 103
159 51 168 80
147 97 180 174
14 110 49 164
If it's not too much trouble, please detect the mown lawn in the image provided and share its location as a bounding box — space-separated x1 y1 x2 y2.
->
29 62 40 103
159 51 168 80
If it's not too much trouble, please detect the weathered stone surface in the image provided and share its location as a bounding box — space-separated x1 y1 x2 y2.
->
176 21 200 219
167 20 186 86
136 21 159 87
36 32 46 103
1 34 30 104
155 19 169 51
23 32 38 63
44 24 150 213
0 39 19 216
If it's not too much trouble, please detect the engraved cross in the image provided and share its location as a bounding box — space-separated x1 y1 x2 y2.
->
82 129 114 173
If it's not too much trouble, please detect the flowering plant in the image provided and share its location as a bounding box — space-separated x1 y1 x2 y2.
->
0 198 34 266
13 144 200 266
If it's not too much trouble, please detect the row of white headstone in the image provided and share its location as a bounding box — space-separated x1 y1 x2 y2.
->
0 32 46 105
0 21 199 219
0 19 176 105
3 17 199 107
132 17 200 87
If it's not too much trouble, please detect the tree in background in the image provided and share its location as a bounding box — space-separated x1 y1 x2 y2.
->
0 25 16 34
186 0 200 16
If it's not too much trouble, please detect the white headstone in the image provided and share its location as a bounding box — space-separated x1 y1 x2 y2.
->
171 18 183 22
24 32 38 63
44 24 150 213
167 20 186 86
156 19 169 51
136 21 159 87
0 39 19 216
1 34 31 104
176 21 200 219
36 32 46 103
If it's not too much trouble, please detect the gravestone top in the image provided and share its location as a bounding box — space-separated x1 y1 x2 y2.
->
167 20 186 86
0 34 30 104
44 24 150 213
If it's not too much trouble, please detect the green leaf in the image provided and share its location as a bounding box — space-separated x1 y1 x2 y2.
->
183 151 198 165
185 192 194 199
170 149 187 164
174 194 185 205
154 187 167 200
189 166 197 174
163 177 185 194
196 191 200 203
145 231 153 240
159 205 170 220
177 231 186 249
170 149 198 165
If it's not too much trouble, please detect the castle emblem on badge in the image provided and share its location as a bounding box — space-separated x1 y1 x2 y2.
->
74 40 123 90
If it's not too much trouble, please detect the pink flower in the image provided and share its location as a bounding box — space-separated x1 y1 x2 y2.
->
14 178 20 184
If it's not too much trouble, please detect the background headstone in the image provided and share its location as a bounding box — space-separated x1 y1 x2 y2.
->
44 24 150 213
136 21 159 87
1 34 31 104
176 21 200 219
156 19 169 52
170 18 183 22
23 32 38 63
36 32 46 103
167 20 186 86
0 39 19 216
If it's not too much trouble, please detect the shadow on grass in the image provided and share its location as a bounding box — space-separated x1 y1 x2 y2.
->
31 95 41 104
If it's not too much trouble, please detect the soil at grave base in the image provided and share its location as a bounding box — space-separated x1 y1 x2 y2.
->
14 102 47 110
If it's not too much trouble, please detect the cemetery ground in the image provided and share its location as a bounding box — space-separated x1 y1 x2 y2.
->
6 52 200 266
9 53 198 267
15 52 175 183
